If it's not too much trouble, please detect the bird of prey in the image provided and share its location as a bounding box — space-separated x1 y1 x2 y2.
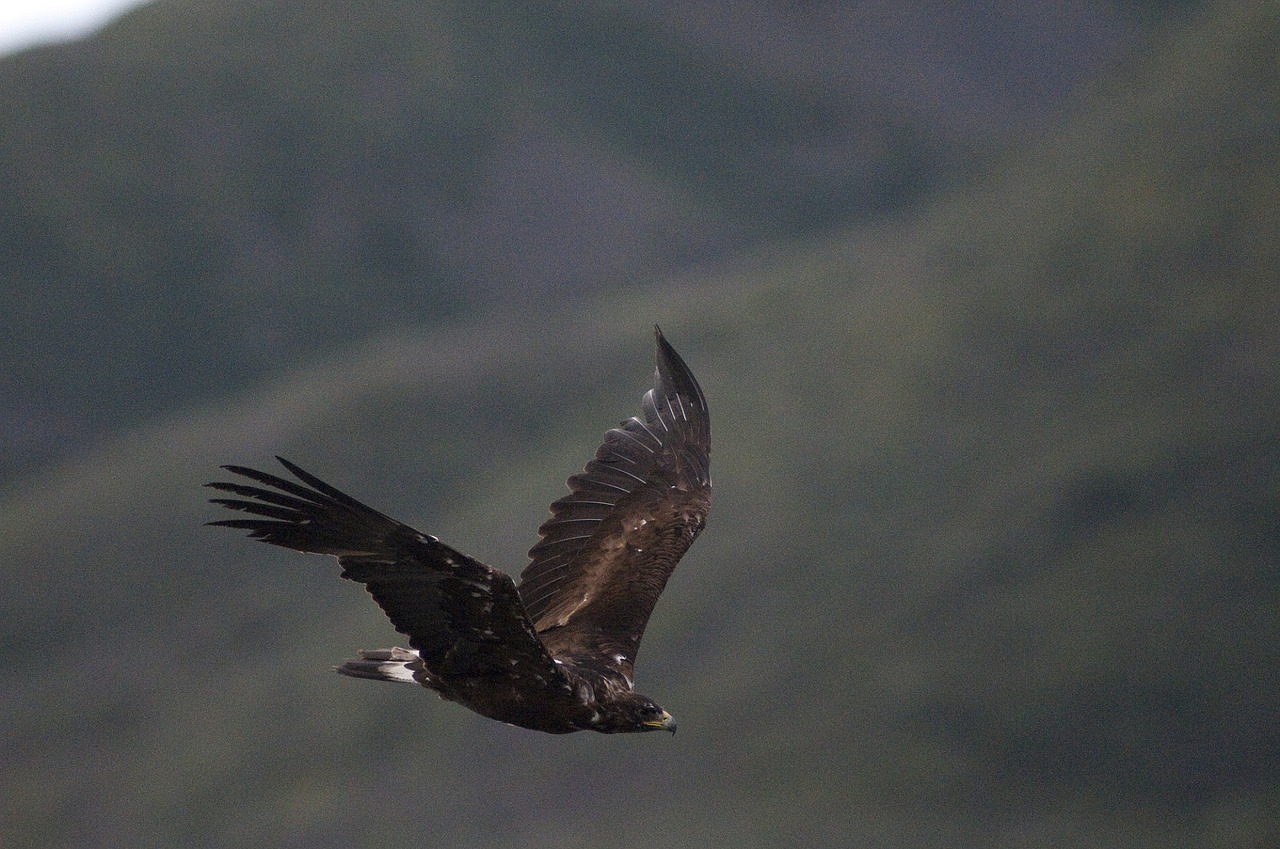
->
206 327 710 734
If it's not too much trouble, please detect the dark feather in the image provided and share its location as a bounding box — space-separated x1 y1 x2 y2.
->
207 459 569 688
517 326 712 682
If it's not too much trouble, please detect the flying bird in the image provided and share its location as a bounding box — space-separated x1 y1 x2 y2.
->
206 327 710 734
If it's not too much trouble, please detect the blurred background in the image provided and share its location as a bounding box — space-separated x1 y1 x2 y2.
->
2 1 1277 846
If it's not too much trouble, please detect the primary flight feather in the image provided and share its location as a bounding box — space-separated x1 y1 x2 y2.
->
206 327 710 734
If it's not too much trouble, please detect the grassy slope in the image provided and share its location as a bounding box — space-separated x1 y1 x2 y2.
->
2 1 1278 847
0 0 942 485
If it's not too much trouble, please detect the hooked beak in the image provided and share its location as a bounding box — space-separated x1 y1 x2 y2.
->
644 710 677 734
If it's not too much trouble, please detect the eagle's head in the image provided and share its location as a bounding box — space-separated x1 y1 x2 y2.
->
593 692 677 734
634 701 677 734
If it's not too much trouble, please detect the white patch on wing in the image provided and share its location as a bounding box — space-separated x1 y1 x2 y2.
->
612 652 632 686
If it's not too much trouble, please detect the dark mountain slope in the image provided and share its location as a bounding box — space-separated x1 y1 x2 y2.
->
1 1 1275 847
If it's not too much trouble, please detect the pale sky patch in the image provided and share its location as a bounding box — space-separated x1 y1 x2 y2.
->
0 0 149 57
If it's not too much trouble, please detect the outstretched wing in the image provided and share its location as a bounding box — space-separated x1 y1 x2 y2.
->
517 327 711 682
206 458 567 684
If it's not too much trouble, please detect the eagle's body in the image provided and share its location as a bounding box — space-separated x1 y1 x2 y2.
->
207 328 710 734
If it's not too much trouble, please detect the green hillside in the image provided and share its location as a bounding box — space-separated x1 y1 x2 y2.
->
0 0 946 483
3 1 1277 847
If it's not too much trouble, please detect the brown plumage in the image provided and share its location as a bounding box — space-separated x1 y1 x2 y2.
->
206 327 710 734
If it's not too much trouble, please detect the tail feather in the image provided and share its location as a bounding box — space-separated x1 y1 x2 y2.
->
335 647 422 685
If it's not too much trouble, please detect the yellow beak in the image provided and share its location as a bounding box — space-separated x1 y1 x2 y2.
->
643 710 677 734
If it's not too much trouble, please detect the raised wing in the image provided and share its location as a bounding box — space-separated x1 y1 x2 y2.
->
206 458 567 685
517 327 711 682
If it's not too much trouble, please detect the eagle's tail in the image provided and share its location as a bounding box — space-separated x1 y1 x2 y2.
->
335 647 421 684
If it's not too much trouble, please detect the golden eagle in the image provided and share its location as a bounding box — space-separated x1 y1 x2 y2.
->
206 328 710 734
